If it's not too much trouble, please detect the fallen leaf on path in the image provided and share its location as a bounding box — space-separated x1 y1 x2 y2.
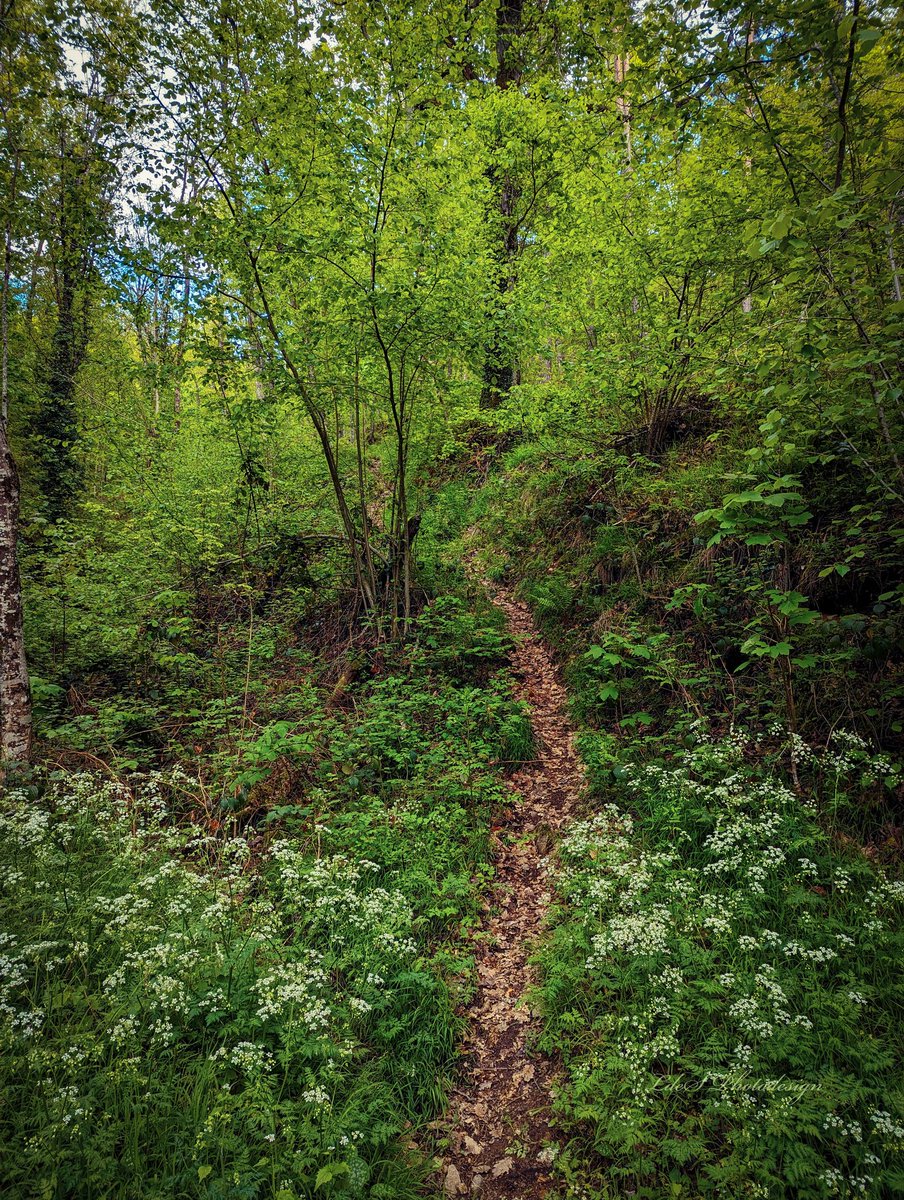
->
444 1164 466 1196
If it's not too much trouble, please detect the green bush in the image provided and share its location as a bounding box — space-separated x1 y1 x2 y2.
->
0 590 536 1198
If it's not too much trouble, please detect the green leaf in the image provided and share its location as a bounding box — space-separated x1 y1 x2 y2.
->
630 712 653 726
838 13 856 42
198 1166 213 1182
858 27 882 50
315 1163 349 1190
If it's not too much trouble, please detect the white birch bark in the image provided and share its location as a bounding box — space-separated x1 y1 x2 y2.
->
0 418 31 763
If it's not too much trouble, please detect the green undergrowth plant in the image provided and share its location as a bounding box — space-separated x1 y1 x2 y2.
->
0 584 532 1198
411 594 513 678
276 678 523 945
415 481 476 595
461 427 904 756
252 602 531 936
238 596 528 806
0 771 455 1198
539 723 904 1200
578 623 713 731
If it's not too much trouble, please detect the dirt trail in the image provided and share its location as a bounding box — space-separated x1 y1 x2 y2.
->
437 577 585 1198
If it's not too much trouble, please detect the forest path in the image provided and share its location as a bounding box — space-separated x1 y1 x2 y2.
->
436 567 585 1198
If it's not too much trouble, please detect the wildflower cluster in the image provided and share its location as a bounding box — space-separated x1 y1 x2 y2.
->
0 770 460 1198
541 725 904 1198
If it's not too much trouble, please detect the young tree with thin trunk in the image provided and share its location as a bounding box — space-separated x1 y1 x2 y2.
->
148 0 485 625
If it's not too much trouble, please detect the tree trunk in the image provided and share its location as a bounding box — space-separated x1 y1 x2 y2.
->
34 273 88 517
0 418 31 764
614 51 632 164
480 0 523 410
742 19 755 314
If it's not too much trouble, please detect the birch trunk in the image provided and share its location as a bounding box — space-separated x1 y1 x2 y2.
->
0 418 31 764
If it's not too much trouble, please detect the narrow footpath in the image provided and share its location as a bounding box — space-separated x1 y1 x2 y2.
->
438 575 585 1198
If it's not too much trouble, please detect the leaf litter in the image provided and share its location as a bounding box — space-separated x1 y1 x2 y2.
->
433 571 586 1198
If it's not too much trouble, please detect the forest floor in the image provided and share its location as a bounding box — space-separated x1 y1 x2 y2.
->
435 566 586 1198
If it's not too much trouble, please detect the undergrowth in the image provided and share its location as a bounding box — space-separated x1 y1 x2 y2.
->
540 725 904 1200
466 435 904 758
0 594 527 1199
444 433 904 1198
1 772 441 1198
